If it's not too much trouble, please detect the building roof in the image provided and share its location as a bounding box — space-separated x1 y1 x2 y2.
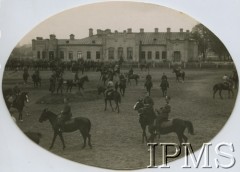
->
50 31 191 46
58 35 102 45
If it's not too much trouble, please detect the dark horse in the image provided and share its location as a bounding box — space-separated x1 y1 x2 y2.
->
213 81 234 99
65 75 89 93
98 88 121 113
160 79 169 97
173 68 185 82
145 78 153 96
39 109 92 150
134 99 194 144
23 71 29 84
126 74 139 85
133 99 156 143
4 91 29 121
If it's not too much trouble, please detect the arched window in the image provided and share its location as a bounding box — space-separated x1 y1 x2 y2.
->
108 47 115 60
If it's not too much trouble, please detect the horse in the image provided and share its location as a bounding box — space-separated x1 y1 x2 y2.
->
133 100 194 144
10 92 29 121
32 73 41 88
117 79 127 96
140 63 150 72
173 68 185 82
126 74 139 85
145 78 153 96
65 75 89 93
160 79 169 97
103 90 121 113
133 99 156 143
213 81 234 99
39 109 92 150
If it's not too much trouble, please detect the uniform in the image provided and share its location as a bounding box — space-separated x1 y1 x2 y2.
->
105 81 114 96
58 102 72 130
155 102 171 130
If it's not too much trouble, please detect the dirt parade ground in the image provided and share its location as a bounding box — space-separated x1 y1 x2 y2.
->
2 68 237 169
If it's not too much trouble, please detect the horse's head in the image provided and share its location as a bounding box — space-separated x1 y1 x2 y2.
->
21 92 29 103
133 99 144 111
39 108 49 123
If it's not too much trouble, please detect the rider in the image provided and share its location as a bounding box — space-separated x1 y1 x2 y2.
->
141 92 155 122
223 74 229 86
161 72 168 81
74 71 79 82
58 97 72 132
155 96 171 132
105 79 115 96
129 67 133 76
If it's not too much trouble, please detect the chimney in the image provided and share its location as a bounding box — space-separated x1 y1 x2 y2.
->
105 29 111 34
50 34 56 40
70 34 75 40
180 28 183 33
167 28 171 33
97 29 102 35
127 28 132 33
140 28 144 33
89 28 93 37
154 28 159 33
186 30 190 33
115 30 118 34
123 30 127 34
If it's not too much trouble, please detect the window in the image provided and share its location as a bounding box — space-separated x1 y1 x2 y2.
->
118 47 123 59
49 51 54 60
77 51 82 59
37 51 41 59
148 51 152 60
42 51 46 59
141 51 146 60
60 51 64 59
173 51 181 62
155 51 160 60
96 51 101 59
68 51 73 60
108 47 114 60
87 51 91 59
162 51 167 61
127 47 133 60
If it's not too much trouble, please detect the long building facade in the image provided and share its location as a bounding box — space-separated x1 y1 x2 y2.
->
32 28 198 63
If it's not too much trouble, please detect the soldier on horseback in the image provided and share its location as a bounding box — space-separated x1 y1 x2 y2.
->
155 96 171 132
129 67 133 76
105 80 115 97
161 72 168 81
139 92 155 123
58 97 72 132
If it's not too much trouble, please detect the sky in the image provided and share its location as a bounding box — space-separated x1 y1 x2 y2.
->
19 1 199 45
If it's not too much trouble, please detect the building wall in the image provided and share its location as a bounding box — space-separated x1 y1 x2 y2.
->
58 45 102 61
141 45 167 62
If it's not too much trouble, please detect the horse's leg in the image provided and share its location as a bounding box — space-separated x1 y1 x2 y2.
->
59 133 66 150
49 132 58 150
141 124 147 144
115 100 119 113
213 89 217 99
182 134 188 143
104 99 107 111
18 110 23 121
109 100 114 111
80 131 87 149
177 133 183 145
228 90 230 99
219 90 223 99
231 89 234 98
87 133 92 148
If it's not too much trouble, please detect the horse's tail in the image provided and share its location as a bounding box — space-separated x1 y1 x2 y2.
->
185 120 194 135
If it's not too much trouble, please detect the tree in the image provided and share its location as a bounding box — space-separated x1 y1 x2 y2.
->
191 24 230 61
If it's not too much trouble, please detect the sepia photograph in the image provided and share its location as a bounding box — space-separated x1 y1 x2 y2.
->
1 1 238 170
